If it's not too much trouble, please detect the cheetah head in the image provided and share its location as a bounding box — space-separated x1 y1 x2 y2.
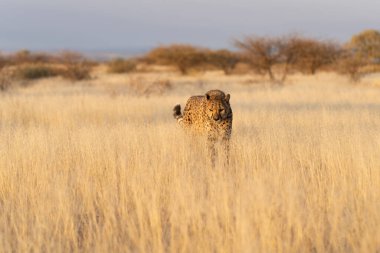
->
205 90 232 122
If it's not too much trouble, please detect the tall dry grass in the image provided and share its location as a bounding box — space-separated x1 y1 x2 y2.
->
0 73 379 252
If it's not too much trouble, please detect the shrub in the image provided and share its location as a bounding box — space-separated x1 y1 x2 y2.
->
14 64 60 80
146 44 207 74
58 51 92 81
337 52 366 82
8 50 56 65
60 63 91 81
347 29 380 64
208 49 241 75
107 58 137 73
335 30 380 82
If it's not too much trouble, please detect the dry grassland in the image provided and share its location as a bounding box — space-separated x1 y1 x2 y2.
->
0 71 379 252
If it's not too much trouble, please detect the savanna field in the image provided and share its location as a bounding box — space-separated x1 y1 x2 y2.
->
0 69 380 252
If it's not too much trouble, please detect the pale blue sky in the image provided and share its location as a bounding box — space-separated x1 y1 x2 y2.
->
0 0 379 51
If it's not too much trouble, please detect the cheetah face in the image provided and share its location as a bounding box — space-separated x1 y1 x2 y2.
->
205 93 231 123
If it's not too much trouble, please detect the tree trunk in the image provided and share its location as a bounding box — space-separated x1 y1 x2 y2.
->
280 63 289 83
267 68 276 81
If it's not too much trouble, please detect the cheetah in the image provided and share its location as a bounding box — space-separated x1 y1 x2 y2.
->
173 90 233 167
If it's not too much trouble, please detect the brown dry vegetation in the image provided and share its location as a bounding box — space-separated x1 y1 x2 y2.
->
0 50 93 84
2 29 380 85
0 71 379 252
107 58 137 74
145 44 208 75
235 35 342 83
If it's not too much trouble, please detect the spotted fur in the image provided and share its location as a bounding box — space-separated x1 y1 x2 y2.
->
173 90 233 166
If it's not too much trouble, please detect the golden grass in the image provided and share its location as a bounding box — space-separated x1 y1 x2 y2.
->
0 72 379 252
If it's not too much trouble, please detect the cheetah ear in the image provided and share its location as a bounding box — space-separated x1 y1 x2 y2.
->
226 94 230 102
206 94 211 100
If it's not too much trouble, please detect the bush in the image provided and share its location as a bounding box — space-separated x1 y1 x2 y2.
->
9 50 57 65
0 50 94 82
337 52 366 82
146 44 207 74
58 51 92 81
60 63 91 81
107 58 137 73
347 29 380 64
207 50 241 75
14 64 60 80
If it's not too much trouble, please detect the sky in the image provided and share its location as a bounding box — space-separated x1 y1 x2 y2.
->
0 0 379 52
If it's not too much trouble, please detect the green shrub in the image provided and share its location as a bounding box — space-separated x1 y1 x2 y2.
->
107 58 137 73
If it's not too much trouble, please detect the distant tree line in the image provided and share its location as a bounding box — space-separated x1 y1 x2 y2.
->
139 29 380 83
1 29 380 90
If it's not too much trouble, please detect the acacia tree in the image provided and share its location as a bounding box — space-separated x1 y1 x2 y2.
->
146 44 207 75
335 48 367 82
348 29 380 63
292 39 340 74
235 36 300 83
235 36 280 81
335 29 380 82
